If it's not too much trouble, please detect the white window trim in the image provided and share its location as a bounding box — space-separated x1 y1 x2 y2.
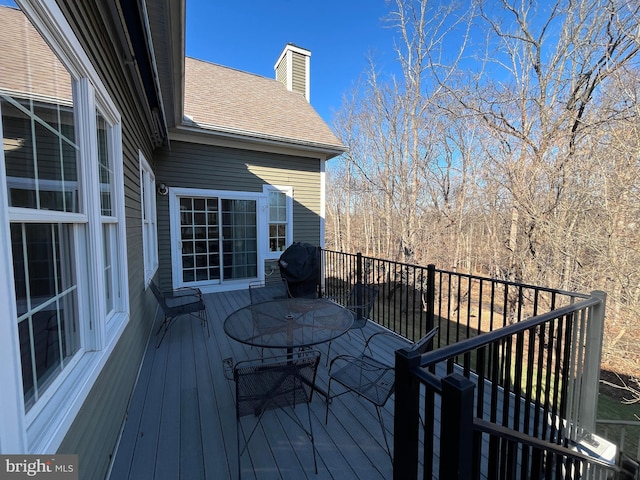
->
139 151 158 286
0 0 129 453
262 185 293 260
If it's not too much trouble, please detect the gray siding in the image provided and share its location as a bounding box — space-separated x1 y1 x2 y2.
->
54 2 158 479
291 50 306 96
275 58 287 87
155 141 322 288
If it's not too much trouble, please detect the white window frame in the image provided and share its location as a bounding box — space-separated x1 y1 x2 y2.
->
0 0 129 453
262 185 293 260
139 151 158 286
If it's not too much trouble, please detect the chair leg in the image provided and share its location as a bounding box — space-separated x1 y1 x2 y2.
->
155 315 167 336
155 315 174 348
325 341 332 366
236 416 241 480
324 377 333 424
200 309 210 337
305 401 318 474
375 405 393 462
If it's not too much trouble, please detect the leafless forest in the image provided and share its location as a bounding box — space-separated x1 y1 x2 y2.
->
325 0 640 378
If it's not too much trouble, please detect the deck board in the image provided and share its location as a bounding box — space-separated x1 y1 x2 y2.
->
109 289 415 479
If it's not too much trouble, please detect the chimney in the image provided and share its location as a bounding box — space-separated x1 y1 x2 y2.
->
274 43 311 102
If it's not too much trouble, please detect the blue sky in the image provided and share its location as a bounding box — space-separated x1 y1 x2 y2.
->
0 0 397 125
186 0 397 125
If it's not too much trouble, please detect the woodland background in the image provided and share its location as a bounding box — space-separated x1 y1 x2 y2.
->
324 0 640 383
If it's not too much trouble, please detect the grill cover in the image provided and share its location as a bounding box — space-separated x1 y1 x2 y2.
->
278 243 320 298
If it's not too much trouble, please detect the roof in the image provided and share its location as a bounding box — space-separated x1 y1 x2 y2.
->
0 4 167 145
0 6 72 102
0 5 345 158
182 57 346 156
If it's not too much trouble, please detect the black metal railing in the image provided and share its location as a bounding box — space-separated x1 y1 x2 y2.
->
322 249 588 344
394 295 619 479
320 250 621 479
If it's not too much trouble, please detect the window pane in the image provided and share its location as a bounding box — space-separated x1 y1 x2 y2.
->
140 160 158 284
11 223 80 411
96 111 113 216
103 224 114 315
2 100 36 208
268 191 286 221
267 190 288 252
1 39 77 212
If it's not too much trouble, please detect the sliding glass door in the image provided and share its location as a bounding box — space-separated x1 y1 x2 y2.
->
175 193 257 288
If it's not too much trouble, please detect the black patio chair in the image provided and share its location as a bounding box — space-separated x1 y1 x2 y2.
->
248 281 287 356
149 280 209 348
234 350 321 478
324 283 379 362
325 328 437 461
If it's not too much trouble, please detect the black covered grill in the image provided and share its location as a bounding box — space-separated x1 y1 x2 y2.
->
278 243 320 298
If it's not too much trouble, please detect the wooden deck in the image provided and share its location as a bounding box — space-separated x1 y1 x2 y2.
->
108 289 414 479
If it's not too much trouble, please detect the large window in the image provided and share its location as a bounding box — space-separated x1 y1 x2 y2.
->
264 185 292 258
139 152 158 286
0 3 128 452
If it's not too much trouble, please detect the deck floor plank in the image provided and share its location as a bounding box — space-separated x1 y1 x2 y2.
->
110 290 415 479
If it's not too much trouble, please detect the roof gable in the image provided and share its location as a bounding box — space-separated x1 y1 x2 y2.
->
183 57 345 155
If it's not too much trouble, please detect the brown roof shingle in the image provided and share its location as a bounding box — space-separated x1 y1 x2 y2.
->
183 57 345 154
0 6 72 103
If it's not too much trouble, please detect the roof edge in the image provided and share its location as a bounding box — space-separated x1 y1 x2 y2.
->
172 124 346 159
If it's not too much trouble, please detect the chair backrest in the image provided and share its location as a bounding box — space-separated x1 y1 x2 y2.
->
283 277 318 299
248 281 265 305
234 351 320 419
409 326 439 354
149 280 169 312
348 283 379 321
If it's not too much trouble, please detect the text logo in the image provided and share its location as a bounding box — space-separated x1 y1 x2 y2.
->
0 455 77 480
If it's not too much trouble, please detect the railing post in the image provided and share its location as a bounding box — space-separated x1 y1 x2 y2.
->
356 252 363 285
318 246 324 297
440 373 475 480
426 264 436 331
394 347 421 480
582 290 607 431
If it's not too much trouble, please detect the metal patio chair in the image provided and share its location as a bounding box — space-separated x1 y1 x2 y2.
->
324 283 379 362
248 280 290 356
149 280 209 347
234 350 321 478
325 328 437 461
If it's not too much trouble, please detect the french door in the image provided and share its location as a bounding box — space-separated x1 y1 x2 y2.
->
171 190 259 289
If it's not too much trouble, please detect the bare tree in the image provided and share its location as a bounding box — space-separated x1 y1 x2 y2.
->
325 0 640 376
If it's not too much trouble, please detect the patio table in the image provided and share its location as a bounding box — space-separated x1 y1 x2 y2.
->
224 298 354 400
224 297 353 355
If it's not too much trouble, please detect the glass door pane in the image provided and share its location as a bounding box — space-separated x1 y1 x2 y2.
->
221 199 257 280
179 197 220 283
